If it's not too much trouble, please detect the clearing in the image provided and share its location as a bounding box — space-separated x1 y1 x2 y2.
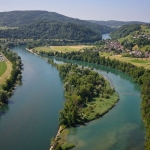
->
34 45 92 53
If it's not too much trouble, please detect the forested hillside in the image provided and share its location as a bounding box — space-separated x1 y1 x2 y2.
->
0 21 102 42
0 10 112 34
110 24 141 39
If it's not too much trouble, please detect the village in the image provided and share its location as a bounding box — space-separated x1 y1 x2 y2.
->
99 38 150 58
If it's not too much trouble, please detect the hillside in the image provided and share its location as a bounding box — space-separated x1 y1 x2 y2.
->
108 24 150 56
109 24 141 39
88 20 147 28
0 21 102 42
0 10 112 34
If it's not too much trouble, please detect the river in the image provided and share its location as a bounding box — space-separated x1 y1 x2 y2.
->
0 43 145 150
0 46 65 150
102 33 111 40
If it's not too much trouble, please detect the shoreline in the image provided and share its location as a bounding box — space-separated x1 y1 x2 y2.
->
50 126 63 150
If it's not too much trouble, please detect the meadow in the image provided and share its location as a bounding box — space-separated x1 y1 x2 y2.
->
34 45 92 53
0 62 7 77
0 59 12 86
101 52 150 69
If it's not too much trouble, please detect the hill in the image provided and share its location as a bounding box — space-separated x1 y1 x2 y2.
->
0 21 102 42
109 24 141 39
0 10 112 34
88 20 147 28
108 24 150 54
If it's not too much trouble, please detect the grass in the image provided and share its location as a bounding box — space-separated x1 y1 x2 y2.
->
0 57 12 86
33 46 54 52
101 52 150 69
82 79 119 121
0 62 7 77
34 45 92 53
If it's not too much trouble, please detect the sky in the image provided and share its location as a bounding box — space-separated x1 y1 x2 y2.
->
0 0 150 22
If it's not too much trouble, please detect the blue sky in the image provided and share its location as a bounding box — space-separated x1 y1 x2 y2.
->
0 0 150 22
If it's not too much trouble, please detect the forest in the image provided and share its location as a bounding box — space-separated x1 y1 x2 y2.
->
110 24 141 39
0 11 112 34
0 21 102 42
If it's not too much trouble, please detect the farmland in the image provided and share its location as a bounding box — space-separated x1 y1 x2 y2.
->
101 52 150 69
33 45 92 53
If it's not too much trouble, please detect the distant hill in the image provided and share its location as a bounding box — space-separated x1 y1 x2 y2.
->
0 21 102 42
88 20 147 28
109 24 141 39
0 10 112 34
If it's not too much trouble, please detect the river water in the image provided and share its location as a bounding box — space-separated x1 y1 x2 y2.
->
0 43 145 150
102 33 111 40
0 46 65 150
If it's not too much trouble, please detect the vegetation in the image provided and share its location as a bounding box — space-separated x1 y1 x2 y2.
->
0 10 112 34
100 53 150 69
110 24 141 39
0 45 22 105
33 45 92 53
0 62 7 77
0 21 102 42
0 58 12 85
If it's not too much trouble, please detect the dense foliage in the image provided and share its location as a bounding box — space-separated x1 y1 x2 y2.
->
48 63 115 127
0 45 22 104
110 24 141 39
0 10 112 34
0 21 102 42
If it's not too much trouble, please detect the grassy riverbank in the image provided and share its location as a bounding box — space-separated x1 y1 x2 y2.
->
0 57 12 87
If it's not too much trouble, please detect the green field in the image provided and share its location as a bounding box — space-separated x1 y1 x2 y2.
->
0 62 7 77
34 45 92 53
0 58 12 86
101 52 150 69
33 47 54 52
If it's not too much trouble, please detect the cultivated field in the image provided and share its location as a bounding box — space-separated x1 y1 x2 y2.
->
34 45 92 53
101 52 150 69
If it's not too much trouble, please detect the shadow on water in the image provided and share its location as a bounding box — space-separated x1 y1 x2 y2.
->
0 104 9 117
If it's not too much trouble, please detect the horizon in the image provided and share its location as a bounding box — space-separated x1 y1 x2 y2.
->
0 0 149 22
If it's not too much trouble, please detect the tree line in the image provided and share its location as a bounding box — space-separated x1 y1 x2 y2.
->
0 45 22 104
